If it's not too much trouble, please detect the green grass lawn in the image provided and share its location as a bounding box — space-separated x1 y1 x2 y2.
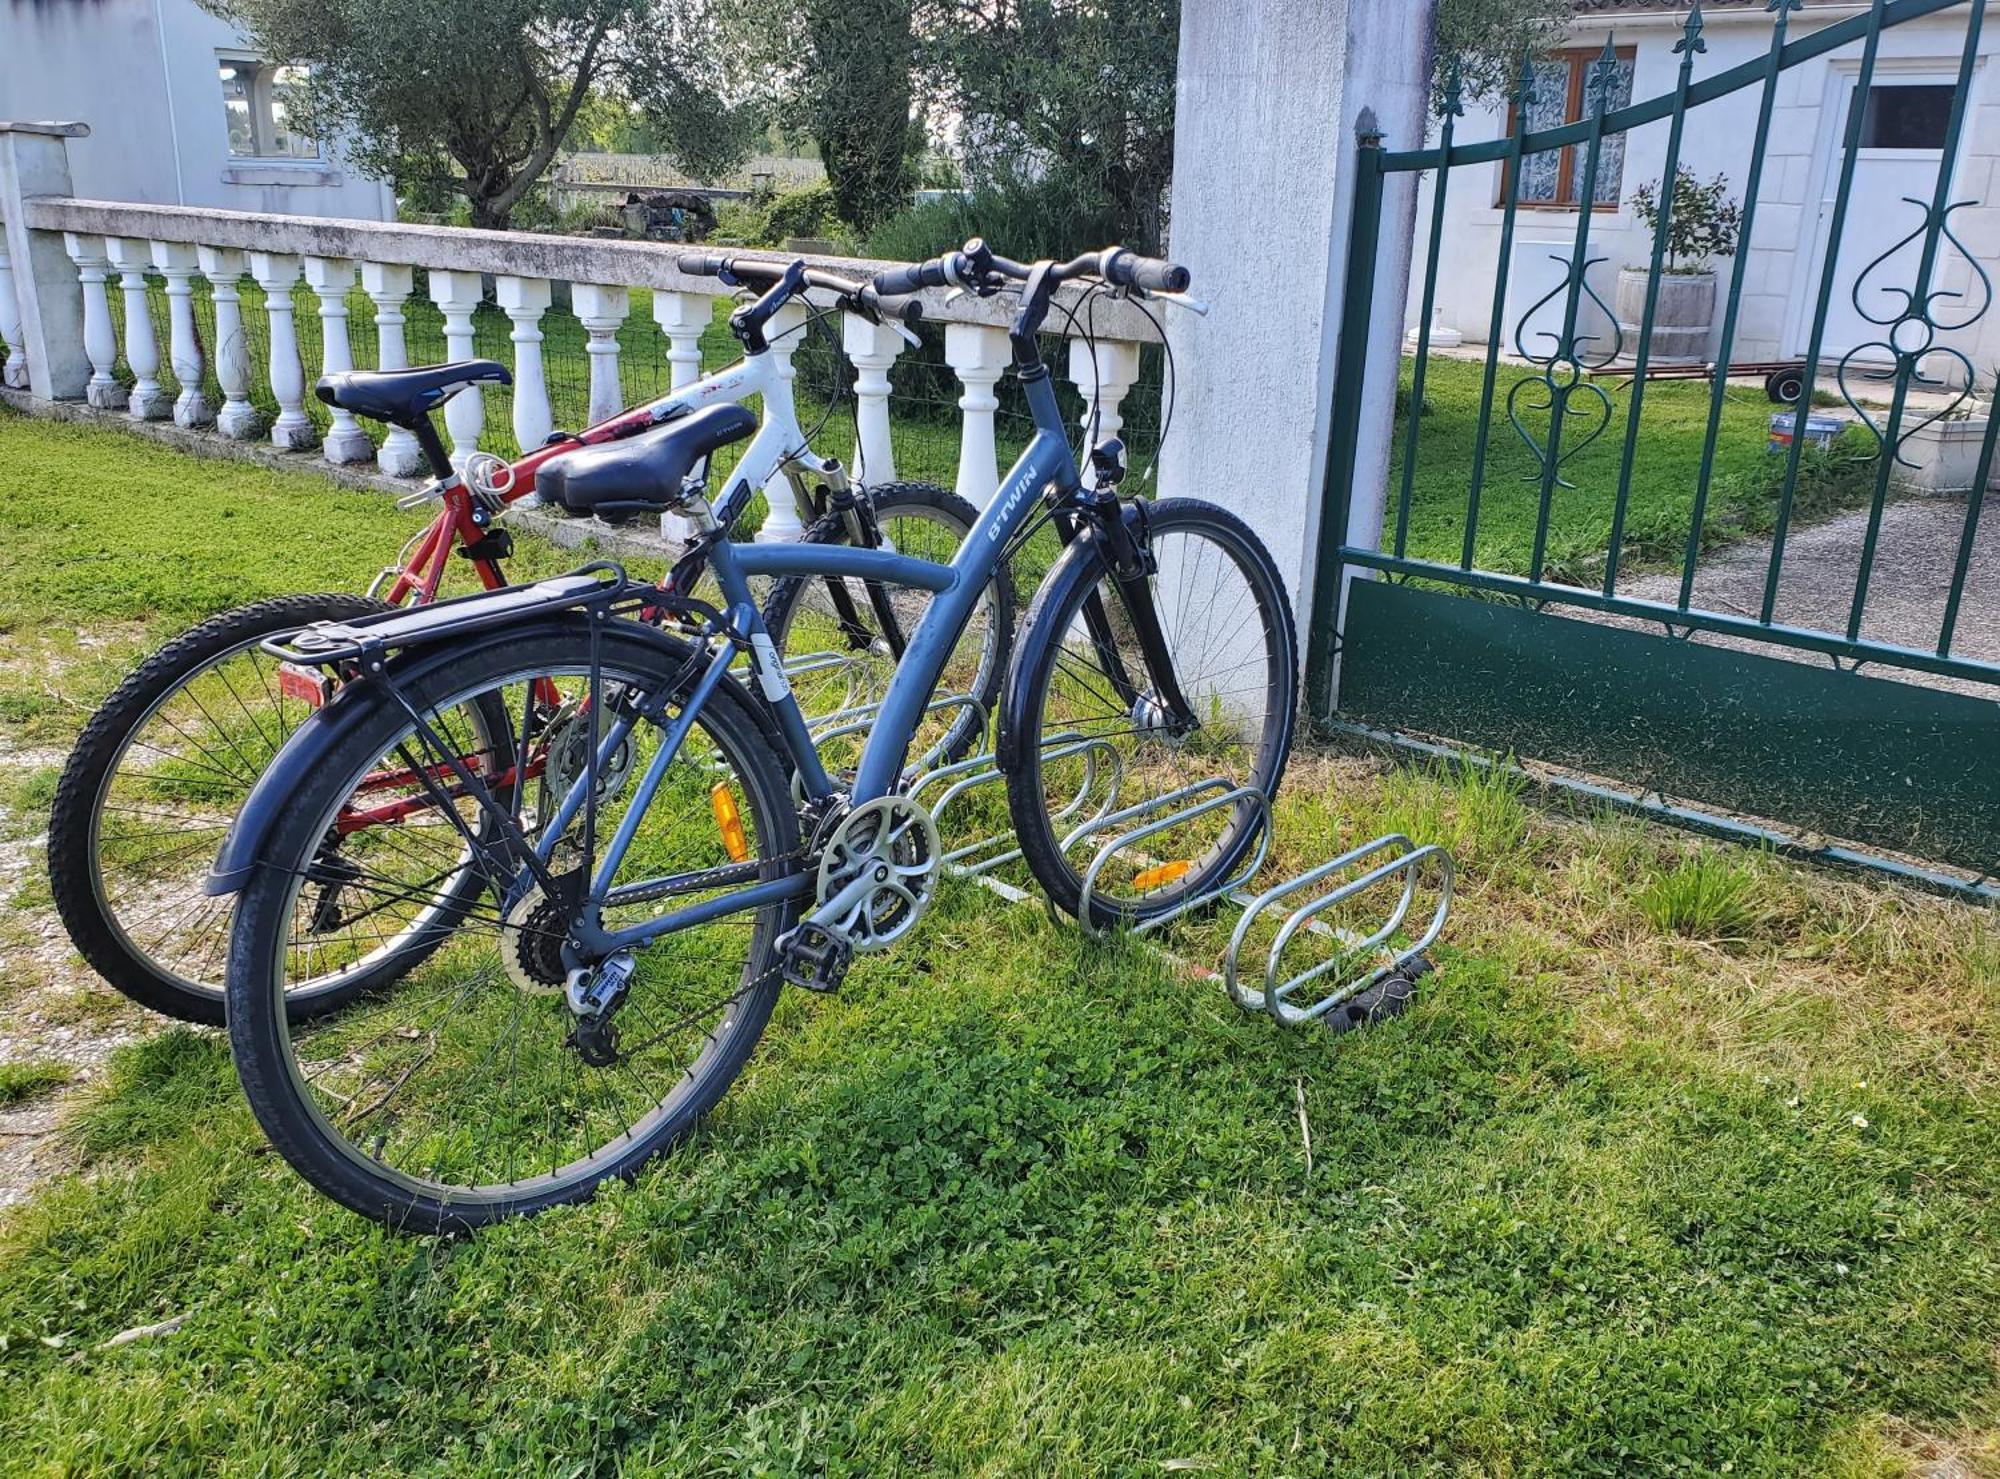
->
1389 355 1873 583
3 411 1999 1472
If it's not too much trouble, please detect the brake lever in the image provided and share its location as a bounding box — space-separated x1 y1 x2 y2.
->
1152 291 1211 317
889 319 923 349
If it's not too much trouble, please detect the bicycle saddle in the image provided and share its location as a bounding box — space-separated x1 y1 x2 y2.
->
315 360 512 428
535 404 757 522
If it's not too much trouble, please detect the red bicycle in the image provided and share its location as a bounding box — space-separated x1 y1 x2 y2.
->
47 264 1009 1025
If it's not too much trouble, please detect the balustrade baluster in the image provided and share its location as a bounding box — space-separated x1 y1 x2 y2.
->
104 236 167 420
1067 337 1141 488
945 323 1009 510
496 275 552 453
61 233 120 409
196 245 258 439
427 270 484 468
247 251 314 449
572 283 629 426
149 240 210 428
360 261 423 476
303 255 372 464
754 299 810 540
843 313 906 486
652 290 707 389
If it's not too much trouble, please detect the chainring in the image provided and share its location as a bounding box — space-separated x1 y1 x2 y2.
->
812 795 942 953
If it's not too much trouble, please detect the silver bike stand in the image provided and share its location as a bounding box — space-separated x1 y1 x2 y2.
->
1062 775 1455 1033
910 729 1126 879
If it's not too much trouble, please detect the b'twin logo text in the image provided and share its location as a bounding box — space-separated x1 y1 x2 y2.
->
987 474 1039 540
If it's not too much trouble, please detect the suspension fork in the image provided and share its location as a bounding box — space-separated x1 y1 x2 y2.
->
1086 492 1200 734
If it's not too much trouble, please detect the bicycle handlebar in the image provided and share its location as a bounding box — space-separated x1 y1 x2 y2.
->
868 239 1190 301
677 252 921 329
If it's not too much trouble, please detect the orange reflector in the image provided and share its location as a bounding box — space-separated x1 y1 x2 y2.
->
1131 859 1191 892
710 784 750 863
277 662 331 709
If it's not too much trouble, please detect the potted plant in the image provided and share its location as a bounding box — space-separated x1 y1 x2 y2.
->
1617 168 1743 366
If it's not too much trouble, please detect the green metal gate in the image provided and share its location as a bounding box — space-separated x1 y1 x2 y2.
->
1312 0 1997 897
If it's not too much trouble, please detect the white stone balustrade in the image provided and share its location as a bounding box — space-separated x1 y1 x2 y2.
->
0 243 25 391
5 186 1166 552
150 240 210 428
359 261 424 477
247 250 314 450
303 255 372 464
104 236 167 420
496 275 552 453
196 245 258 439
572 283 629 426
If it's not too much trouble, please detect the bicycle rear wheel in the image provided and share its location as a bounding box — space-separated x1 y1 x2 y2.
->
1003 499 1297 928
46 593 505 1025
226 621 800 1232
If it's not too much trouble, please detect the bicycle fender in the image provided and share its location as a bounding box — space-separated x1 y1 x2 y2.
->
205 615 722 896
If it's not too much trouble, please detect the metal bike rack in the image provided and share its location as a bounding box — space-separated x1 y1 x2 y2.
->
909 730 1126 878
1222 834 1453 1031
1057 777 1455 1033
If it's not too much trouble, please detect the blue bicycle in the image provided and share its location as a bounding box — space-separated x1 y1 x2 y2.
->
212 242 1300 1231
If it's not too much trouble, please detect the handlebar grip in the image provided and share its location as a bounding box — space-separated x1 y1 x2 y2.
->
677 252 730 277
1107 252 1191 294
871 258 951 297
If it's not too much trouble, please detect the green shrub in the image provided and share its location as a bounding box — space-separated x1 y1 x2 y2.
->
760 181 842 245
861 174 1125 266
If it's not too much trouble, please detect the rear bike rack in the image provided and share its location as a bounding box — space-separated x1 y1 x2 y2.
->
1061 777 1455 1032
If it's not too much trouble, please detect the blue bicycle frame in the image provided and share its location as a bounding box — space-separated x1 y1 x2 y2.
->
553 370 1083 959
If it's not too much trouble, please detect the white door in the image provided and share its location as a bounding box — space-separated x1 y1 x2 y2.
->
1795 73 1963 365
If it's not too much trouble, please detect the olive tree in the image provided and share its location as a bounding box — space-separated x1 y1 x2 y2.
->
204 0 751 228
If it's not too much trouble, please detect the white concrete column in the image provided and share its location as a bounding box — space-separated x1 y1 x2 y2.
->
196 245 258 439
843 312 906 487
247 251 314 449
104 237 168 420
651 289 708 389
945 323 1009 509
360 261 424 476
61 234 120 408
301 256 372 464
0 123 93 401
572 283 629 426
1066 338 1143 488
427 269 485 468
754 299 811 541
1160 0 1436 709
0 242 26 390
150 240 211 428
496 274 552 452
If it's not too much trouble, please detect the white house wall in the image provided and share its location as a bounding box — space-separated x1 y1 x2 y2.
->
1409 6 2000 381
3 0 393 221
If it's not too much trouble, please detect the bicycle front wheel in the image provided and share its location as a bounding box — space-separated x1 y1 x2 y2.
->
1003 499 1298 928
226 621 800 1232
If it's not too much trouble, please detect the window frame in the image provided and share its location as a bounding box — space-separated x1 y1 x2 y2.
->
1498 45 1637 213
217 54 321 163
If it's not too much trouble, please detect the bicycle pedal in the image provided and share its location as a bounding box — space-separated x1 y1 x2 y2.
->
778 922 853 994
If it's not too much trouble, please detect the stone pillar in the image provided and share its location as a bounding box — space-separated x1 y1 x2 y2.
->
945 323 1009 509
1158 0 1436 699
844 312 906 487
360 261 424 476
151 240 211 428
572 283 629 426
496 274 552 452
302 256 372 463
0 122 92 401
0 242 26 390
197 245 258 439
652 290 707 389
104 236 168 420
247 251 315 449
427 269 485 468
1067 338 1143 488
